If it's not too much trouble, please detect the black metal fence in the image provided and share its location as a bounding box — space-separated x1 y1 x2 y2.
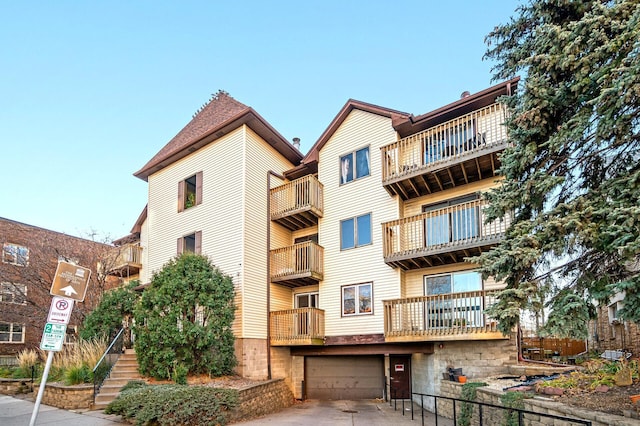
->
389 391 592 426
92 328 125 402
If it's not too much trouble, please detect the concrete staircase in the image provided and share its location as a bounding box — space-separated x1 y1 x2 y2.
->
93 348 142 410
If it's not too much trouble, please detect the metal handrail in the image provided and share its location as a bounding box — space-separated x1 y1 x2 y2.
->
387 388 592 426
92 328 125 401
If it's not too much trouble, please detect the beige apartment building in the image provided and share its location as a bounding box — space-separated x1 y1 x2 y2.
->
130 80 520 400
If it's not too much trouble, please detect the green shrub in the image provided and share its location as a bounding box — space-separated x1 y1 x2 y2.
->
120 380 147 392
106 384 238 425
65 364 92 385
500 391 526 426
459 382 487 426
172 363 188 385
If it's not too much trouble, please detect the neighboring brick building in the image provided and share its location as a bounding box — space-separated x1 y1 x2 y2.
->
0 217 118 363
589 294 640 356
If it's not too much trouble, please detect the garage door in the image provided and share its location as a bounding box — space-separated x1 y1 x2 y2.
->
305 356 384 400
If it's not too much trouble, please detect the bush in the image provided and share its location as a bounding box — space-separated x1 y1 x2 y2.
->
65 365 92 385
106 383 238 425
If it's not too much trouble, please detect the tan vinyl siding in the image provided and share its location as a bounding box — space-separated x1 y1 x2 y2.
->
270 284 292 312
318 109 401 336
483 275 505 291
140 218 150 284
403 178 501 217
243 126 297 338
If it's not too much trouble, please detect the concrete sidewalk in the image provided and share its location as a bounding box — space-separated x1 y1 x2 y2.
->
0 394 126 425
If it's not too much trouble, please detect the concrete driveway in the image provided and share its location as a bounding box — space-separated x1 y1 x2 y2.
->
232 399 453 425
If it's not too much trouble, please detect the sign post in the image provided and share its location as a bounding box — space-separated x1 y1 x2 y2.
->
30 261 91 426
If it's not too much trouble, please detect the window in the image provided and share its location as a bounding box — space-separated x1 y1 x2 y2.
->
424 271 483 328
0 323 25 343
342 282 372 316
295 292 319 308
340 213 372 250
0 283 26 304
178 171 203 212
177 231 202 255
423 194 479 247
340 147 370 184
2 243 28 266
65 326 78 345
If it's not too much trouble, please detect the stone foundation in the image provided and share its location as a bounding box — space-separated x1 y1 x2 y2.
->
234 338 268 380
31 383 93 410
438 380 638 426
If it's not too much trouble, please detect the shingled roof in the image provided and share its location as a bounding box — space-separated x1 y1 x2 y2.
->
135 90 302 180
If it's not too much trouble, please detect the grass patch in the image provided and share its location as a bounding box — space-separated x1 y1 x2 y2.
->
105 383 238 425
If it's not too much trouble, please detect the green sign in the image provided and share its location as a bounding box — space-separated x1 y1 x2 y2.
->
40 323 67 351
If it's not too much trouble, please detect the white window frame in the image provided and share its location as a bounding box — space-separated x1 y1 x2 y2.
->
0 282 27 304
2 243 29 266
295 292 319 309
341 282 373 316
340 146 370 185
340 213 372 250
0 322 25 343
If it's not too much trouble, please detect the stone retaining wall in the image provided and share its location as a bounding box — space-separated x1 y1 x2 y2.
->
31 383 94 410
229 379 294 422
0 378 33 395
437 380 638 426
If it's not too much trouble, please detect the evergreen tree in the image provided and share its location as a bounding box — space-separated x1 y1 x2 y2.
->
133 253 236 379
479 0 640 337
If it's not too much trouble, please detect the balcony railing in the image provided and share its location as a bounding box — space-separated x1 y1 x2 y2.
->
382 199 510 269
270 307 325 346
108 243 142 276
270 241 324 287
381 103 510 198
383 290 503 342
270 175 324 230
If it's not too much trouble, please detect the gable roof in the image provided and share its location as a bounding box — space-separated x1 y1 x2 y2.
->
135 91 302 181
285 100 409 179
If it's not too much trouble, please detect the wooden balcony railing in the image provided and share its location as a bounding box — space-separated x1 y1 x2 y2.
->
108 243 142 275
270 307 325 346
270 175 324 230
381 103 510 198
382 199 511 268
381 103 509 179
270 241 324 287
383 290 504 342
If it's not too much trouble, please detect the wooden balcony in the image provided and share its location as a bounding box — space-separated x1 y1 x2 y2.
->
270 241 324 287
381 103 510 199
108 243 142 276
270 175 324 231
384 290 505 342
382 199 510 270
270 307 325 346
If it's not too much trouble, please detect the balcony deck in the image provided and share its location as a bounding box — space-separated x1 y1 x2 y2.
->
270 307 325 346
381 103 509 199
382 199 510 270
270 241 324 287
270 175 324 231
383 290 505 342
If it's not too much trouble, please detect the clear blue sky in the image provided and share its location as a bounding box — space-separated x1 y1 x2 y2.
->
1 1 520 242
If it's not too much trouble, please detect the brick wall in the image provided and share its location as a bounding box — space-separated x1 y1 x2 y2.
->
0 378 32 395
589 305 640 356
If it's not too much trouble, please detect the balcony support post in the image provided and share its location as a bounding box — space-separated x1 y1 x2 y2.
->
267 170 285 379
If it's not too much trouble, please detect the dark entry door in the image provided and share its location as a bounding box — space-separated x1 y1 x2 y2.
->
389 355 411 399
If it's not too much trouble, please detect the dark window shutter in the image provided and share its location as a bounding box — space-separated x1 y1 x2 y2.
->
195 231 202 254
196 171 203 205
178 180 184 212
177 237 183 255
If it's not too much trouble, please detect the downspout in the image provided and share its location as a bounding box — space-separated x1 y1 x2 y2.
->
267 171 285 380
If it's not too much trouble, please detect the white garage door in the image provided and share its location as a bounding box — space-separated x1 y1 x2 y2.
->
305 356 384 400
